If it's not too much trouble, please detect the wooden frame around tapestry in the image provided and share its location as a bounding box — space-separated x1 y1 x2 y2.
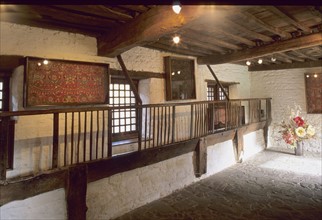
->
24 57 109 107
304 72 321 114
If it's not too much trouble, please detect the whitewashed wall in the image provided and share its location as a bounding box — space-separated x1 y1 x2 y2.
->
250 68 322 152
0 21 262 219
0 189 66 220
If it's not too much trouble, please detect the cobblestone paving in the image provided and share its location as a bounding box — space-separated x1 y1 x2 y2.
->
114 148 322 220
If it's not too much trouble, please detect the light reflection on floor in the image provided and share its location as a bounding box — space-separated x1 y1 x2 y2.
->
260 148 322 176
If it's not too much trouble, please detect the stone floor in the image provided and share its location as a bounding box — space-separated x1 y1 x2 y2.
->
114 148 322 220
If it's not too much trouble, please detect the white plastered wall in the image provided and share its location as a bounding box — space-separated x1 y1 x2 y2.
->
250 68 322 152
1 21 264 219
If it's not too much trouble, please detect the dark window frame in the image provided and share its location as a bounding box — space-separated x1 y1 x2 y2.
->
110 78 139 141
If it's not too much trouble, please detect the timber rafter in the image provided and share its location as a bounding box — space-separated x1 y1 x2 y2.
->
197 32 322 65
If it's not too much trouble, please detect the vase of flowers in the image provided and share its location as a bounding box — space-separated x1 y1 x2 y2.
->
280 105 315 156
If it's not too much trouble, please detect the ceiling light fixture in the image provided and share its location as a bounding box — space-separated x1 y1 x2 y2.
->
258 59 263 64
43 59 49 65
306 75 310 78
314 74 318 78
173 36 180 44
271 57 276 62
172 1 181 14
246 61 251 66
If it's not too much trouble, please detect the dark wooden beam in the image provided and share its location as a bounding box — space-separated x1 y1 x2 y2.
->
0 170 66 206
198 32 322 65
233 129 244 163
291 50 318 61
194 138 207 177
206 65 230 101
248 60 321 71
98 6 210 57
277 52 305 62
185 29 242 51
145 42 205 57
240 10 292 39
87 139 199 182
206 130 236 146
66 165 87 220
223 19 273 42
110 68 164 79
117 55 142 105
0 55 24 71
267 6 311 34
180 34 226 54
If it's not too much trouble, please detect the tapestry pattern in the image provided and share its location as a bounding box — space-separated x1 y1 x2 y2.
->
25 57 109 106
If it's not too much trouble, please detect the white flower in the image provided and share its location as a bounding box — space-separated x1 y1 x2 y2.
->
306 125 315 136
295 127 306 138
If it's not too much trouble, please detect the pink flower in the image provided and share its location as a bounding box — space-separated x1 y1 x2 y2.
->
282 131 296 145
293 116 305 127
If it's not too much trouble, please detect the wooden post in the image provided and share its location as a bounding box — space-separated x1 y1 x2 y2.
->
107 108 113 157
264 98 272 148
0 117 9 180
194 137 207 177
233 128 244 163
52 113 59 168
66 165 87 220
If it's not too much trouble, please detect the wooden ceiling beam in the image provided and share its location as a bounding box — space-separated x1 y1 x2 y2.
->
185 29 242 51
211 28 256 47
159 38 215 56
145 43 205 57
267 6 311 34
277 52 305 62
239 11 292 39
222 19 273 42
53 5 134 21
248 60 321 71
97 5 211 57
178 35 226 54
291 50 318 61
197 32 322 65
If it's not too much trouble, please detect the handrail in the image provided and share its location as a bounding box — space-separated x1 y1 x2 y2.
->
0 98 272 180
0 98 271 117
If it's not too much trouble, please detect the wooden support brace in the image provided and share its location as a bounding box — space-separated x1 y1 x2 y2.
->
66 165 88 220
233 129 244 163
0 117 9 180
194 138 207 177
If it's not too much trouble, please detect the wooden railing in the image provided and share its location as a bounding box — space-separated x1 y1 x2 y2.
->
0 98 271 180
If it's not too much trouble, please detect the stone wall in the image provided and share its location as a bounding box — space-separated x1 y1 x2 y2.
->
250 68 321 153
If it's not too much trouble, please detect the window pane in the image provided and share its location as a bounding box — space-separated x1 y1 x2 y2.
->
0 101 2 109
114 127 119 133
0 82 3 90
120 84 124 90
0 92 2 99
120 119 125 125
126 125 131 131
131 125 136 130
125 84 130 90
120 126 125 132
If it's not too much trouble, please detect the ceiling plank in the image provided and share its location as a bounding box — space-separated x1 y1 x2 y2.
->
277 52 305 62
267 6 311 34
160 38 216 55
178 35 226 54
248 60 321 71
291 50 318 61
53 5 134 21
222 19 273 42
145 43 204 57
238 10 292 39
97 5 218 57
184 29 242 51
197 32 322 65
